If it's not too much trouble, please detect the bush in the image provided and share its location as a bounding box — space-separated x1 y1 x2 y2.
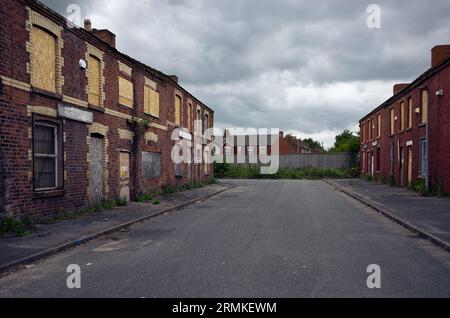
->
152 199 160 205
0 216 33 237
411 179 427 195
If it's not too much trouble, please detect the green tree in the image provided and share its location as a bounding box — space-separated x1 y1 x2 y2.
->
303 138 324 152
329 130 360 155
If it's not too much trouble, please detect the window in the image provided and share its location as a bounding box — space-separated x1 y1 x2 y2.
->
175 95 182 126
187 103 192 131
369 118 373 140
204 113 209 132
247 146 254 154
400 101 405 131
390 108 395 136
377 114 381 138
88 55 101 107
407 98 413 129
119 77 134 108
420 139 427 176
31 26 57 92
142 152 161 178
361 123 365 142
33 119 62 190
421 90 428 125
144 85 160 117
196 108 202 132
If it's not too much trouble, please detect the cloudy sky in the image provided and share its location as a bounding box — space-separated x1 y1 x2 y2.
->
42 0 450 147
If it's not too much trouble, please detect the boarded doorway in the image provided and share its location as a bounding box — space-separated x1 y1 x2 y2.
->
90 136 104 204
119 152 131 202
407 146 413 186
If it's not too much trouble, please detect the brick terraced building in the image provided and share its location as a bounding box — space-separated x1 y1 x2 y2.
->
0 0 214 218
360 45 450 194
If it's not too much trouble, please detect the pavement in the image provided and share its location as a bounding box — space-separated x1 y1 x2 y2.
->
325 179 450 251
1 179 450 298
0 183 236 275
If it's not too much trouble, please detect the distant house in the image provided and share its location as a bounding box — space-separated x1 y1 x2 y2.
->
219 130 318 163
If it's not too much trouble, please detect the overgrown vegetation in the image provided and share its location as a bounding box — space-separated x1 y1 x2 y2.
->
0 216 34 237
328 130 360 155
214 162 359 180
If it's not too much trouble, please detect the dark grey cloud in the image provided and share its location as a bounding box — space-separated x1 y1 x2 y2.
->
41 0 450 146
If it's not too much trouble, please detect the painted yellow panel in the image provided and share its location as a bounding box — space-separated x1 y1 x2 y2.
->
88 55 101 106
421 90 428 124
119 77 134 108
175 95 181 126
151 90 160 118
408 98 413 128
377 114 381 137
400 102 405 131
31 26 56 92
144 86 160 117
119 152 130 180
390 108 395 135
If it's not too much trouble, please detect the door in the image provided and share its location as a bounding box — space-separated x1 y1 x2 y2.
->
119 152 131 202
407 146 413 186
90 136 104 204
371 151 374 176
399 147 404 186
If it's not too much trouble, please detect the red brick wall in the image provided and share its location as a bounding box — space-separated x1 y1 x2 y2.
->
360 64 450 194
0 0 214 218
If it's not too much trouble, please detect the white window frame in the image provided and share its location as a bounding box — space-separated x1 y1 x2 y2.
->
34 122 59 191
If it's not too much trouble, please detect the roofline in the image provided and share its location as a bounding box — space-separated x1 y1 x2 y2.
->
28 0 214 113
360 56 450 123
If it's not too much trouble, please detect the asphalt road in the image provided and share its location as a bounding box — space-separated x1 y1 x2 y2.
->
1 180 450 298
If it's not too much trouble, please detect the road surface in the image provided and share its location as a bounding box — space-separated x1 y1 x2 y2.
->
1 180 450 297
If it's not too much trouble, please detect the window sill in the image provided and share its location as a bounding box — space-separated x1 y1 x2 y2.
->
144 113 160 119
419 123 427 128
406 128 412 132
118 103 134 110
88 104 105 113
33 189 65 199
32 87 63 100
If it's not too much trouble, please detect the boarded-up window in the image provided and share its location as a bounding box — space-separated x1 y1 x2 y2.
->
377 114 381 138
31 26 57 92
400 101 405 131
187 103 192 131
390 108 395 135
407 98 413 129
421 90 428 124
119 77 134 108
144 86 160 117
361 123 365 142
142 152 161 178
175 95 182 126
88 55 101 106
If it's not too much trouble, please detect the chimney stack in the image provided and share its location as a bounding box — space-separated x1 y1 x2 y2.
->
431 45 450 68
393 83 409 95
91 29 116 48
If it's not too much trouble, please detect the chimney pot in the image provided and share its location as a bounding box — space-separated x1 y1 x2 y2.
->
84 19 92 32
169 75 178 83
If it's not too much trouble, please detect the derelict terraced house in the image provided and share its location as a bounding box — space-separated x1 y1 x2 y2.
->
360 45 450 194
0 0 214 218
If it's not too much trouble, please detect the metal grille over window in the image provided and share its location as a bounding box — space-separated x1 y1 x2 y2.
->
34 123 58 190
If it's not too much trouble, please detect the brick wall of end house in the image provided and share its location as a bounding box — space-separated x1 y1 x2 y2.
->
360 50 450 194
0 0 214 218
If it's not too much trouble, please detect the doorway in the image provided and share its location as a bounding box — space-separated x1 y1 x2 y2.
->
407 146 413 186
90 136 104 204
119 152 131 202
